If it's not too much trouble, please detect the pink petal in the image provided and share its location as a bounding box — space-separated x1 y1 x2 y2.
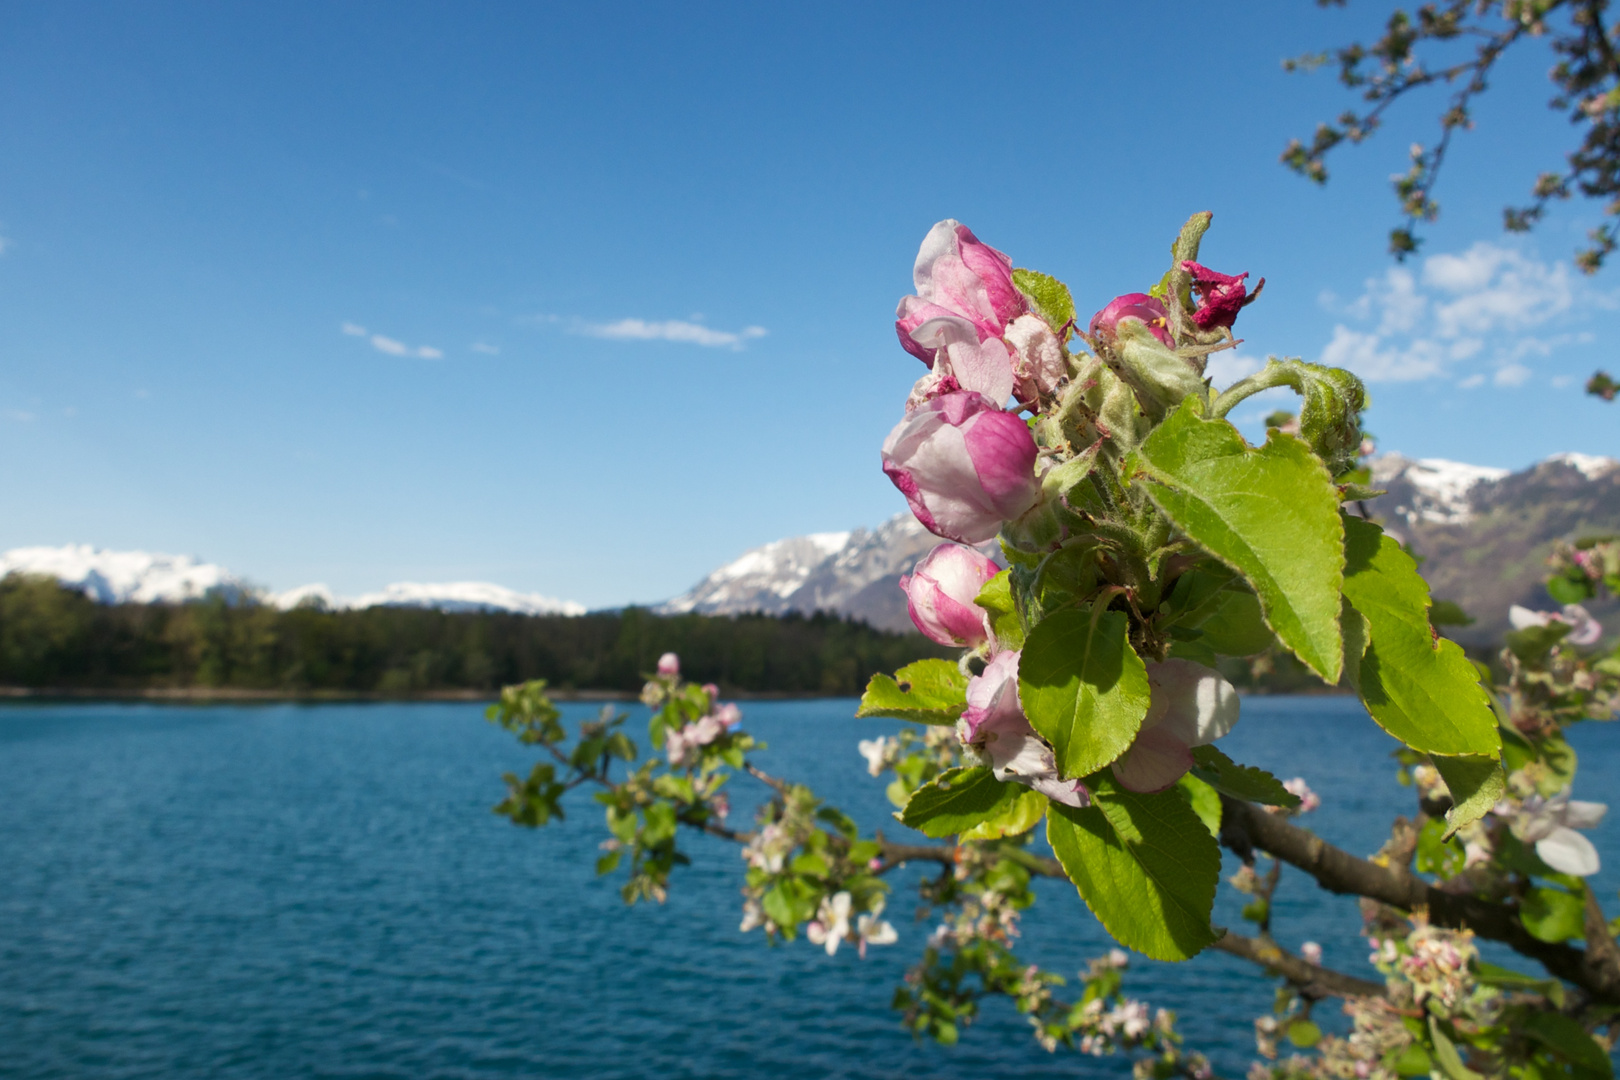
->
1110 726 1194 793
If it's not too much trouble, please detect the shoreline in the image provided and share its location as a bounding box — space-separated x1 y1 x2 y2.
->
0 684 1352 705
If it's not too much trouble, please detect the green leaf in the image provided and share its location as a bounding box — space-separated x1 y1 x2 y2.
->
1341 516 1500 756
1133 401 1345 682
1391 1042 1434 1077
975 570 1025 652
1228 358 1368 476
1430 754 1505 838
1189 745 1300 807
1288 1020 1323 1049
1011 268 1075 334
1046 780 1220 961
960 788 1048 841
901 766 1022 838
1522 886 1586 943
1522 1012 1613 1077
1019 606 1151 778
856 659 968 725
1176 773 1222 837
1428 1017 1484 1080
1472 961 1566 1006
1506 621 1572 661
1164 567 1275 656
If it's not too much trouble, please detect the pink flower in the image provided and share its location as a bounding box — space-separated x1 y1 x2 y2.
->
882 391 1041 544
895 220 1025 406
897 220 1024 350
1179 261 1263 331
960 651 1089 807
1300 941 1322 966
1282 778 1320 813
1111 660 1240 793
657 652 680 678
1089 293 1172 347
901 543 1000 648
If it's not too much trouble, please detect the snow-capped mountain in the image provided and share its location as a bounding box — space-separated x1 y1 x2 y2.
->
0 545 248 604
0 545 585 617
660 514 940 632
271 581 585 617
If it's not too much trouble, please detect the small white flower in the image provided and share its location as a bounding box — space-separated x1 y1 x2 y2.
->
739 898 764 933
858 736 892 777
1509 604 1603 646
856 898 898 958
1299 941 1322 966
806 891 853 956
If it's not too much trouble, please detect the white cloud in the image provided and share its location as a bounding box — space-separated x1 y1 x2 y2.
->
1318 242 1612 386
1553 374 1576 388
470 342 500 355
5 409 34 422
577 318 769 350
1205 351 1263 388
362 333 442 359
341 322 367 337
1494 363 1532 387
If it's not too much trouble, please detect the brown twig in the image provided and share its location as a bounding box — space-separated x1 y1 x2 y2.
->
1211 931 1386 1000
1221 796 1620 1004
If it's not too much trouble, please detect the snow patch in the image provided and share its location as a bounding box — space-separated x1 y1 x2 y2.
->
0 545 245 603
1546 452 1619 480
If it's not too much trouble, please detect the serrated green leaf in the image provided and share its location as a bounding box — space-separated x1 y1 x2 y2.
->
857 659 968 725
1522 1012 1613 1077
1046 780 1220 961
1252 359 1369 475
901 766 1022 838
1430 754 1505 838
975 570 1025 652
960 788 1048 841
1521 886 1585 943
1133 401 1345 682
1341 516 1500 756
1019 606 1151 778
1189 745 1300 807
1176 773 1222 837
1011 268 1076 334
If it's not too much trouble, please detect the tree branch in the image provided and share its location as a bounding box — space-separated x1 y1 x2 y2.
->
1221 796 1620 1003
1211 931 1387 1000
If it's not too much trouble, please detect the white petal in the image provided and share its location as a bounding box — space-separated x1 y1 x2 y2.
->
1563 800 1608 830
1537 827 1601 876
1509 605 1552 630
1143 659 1240 748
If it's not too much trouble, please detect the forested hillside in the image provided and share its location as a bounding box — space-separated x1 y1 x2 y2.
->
0 575 948 696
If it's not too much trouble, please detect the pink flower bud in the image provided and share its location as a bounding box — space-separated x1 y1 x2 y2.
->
881 391 1040 544
1180 261 1263 331
657 652 680 678
1089 293 1172 347
900 543 1000 647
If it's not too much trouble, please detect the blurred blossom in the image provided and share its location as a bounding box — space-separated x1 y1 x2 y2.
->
657 652 680 677
1500 788 1607 876
1509 603 1603 646
807 891 853 956
858 736 893 777
1283 777 1320 813
1300 941 1323 966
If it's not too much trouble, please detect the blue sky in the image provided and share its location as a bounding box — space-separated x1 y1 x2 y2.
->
0 2 1615 608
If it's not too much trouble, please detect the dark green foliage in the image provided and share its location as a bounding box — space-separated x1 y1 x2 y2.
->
0 574 948 695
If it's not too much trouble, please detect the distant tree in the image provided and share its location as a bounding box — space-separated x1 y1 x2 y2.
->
1284 0 1620 398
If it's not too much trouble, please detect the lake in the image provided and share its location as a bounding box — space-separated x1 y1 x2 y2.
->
2 696 1617 1079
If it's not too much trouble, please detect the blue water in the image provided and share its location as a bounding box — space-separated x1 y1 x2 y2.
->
2 697 1617 1079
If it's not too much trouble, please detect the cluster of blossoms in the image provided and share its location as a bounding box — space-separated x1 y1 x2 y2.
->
885 220 1260 804
1508 603 1603 647
807 891 898 958
1266 777 1321 816
642 653 745 767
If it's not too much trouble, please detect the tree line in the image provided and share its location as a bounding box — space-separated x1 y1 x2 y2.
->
0 574 951 696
